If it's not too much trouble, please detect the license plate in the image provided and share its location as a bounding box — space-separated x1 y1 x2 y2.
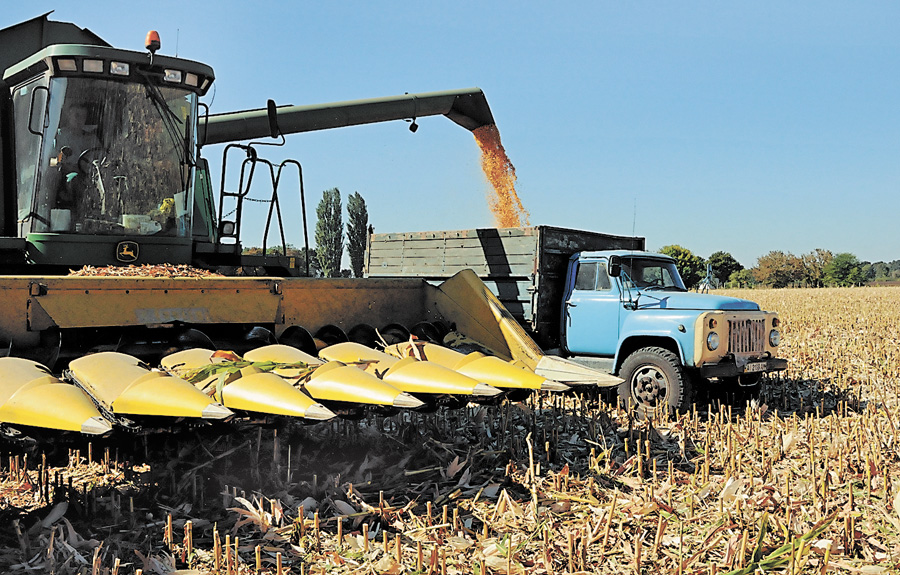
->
745 362 767 373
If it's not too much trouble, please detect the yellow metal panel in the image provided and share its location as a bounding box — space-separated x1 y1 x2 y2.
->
68 352 231 419
306 362 407 406
245 344 407 407
162 348 334 419
386 342 549 390
0 357 112 434
31 277 281 329
0 278 41 347
321 342 486 396
427 270 540 364
221 372 333 419
244 344 323 369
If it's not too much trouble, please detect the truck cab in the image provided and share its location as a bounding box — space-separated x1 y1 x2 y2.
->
563 250 787 412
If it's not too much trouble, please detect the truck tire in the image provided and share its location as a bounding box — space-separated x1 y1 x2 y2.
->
618 347 692 415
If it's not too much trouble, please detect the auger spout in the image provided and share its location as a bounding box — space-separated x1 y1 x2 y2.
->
199 88 495 146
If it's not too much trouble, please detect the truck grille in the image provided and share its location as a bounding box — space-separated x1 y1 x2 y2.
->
728 319 765 355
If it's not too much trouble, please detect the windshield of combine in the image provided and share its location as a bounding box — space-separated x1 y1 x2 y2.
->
621 257 687 291
16 76 196 237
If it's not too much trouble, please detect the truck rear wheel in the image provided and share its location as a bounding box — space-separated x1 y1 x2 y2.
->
618 347 692 415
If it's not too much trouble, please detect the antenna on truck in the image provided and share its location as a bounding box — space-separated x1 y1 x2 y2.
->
632 198 637 238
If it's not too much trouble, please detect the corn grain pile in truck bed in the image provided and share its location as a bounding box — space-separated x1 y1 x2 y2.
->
1 287 899 574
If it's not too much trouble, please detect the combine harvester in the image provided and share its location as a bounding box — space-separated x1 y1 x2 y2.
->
0 14 618 439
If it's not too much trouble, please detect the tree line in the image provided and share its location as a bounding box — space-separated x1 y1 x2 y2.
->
659 245 900 289
243 187 369 278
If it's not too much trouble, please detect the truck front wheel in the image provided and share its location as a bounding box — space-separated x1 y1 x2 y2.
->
618 347 692 415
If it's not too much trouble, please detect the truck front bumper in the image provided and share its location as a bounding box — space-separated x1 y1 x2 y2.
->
699 357 788 379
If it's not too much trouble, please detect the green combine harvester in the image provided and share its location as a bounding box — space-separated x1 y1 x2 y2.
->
0 14 617 439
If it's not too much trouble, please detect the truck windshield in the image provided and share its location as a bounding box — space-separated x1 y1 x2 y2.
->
621 257 686 291
17 76 196 237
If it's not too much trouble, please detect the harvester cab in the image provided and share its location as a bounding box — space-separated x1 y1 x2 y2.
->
0 20 214 272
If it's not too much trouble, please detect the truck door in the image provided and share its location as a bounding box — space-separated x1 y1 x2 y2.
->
562 259 620 355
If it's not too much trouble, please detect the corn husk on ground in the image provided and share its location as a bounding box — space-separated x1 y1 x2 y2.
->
1 287 900 574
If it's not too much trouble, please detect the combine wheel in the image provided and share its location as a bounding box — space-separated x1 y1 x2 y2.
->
618 347 692 416
279 325 317 355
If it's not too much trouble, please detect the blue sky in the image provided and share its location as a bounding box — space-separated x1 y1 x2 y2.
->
6 2 899 267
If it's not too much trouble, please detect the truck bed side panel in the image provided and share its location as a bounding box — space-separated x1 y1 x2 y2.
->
366 228 540 325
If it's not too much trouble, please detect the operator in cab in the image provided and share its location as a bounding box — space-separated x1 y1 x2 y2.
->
49 101 100 213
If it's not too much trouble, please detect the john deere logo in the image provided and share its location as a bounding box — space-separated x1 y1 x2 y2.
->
116 241 139 262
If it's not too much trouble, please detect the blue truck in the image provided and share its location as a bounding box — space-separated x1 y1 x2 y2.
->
366 226 787 412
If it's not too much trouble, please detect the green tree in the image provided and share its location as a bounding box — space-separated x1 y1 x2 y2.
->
658 245 705 288
315 188 343 278
707 251 743 287
346 192 369 278
752 251 803 288
728 269 756 288
824 252 865 286
800 249 832 287
295 246 321 277
872 262 890 281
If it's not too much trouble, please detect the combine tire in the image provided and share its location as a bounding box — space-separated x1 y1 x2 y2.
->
618 347 692 415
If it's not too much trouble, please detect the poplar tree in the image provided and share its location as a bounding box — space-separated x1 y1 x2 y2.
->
315 188 343 278
346 192 369 278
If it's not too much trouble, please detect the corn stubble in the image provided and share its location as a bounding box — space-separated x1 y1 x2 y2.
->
2 287 899 573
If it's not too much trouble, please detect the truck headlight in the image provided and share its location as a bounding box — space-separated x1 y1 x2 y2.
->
769 330 781 347
707 332 719 351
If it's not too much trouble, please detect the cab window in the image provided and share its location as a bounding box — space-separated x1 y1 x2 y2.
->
575 261 611 291
575 262 597 290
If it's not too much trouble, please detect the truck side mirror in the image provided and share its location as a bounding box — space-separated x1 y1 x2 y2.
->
608 256 621 278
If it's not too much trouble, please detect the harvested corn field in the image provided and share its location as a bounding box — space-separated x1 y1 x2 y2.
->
1 287 899 574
